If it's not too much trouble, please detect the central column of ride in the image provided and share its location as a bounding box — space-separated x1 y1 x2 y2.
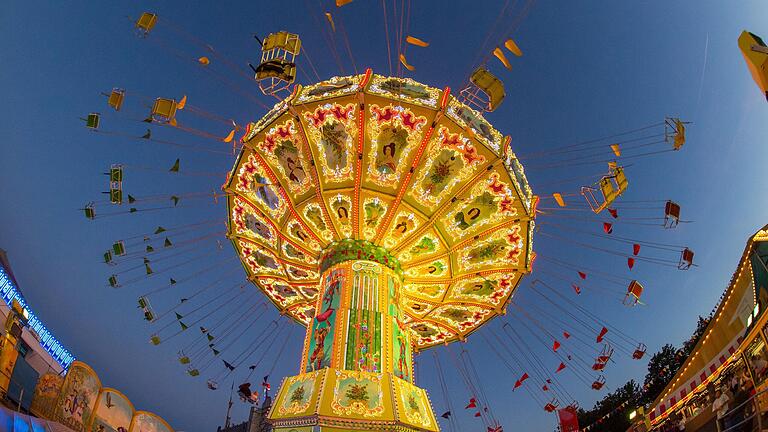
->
269 241 440 432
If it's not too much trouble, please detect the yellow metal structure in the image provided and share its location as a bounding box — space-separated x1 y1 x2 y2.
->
226 70 535 431
738 31 768 101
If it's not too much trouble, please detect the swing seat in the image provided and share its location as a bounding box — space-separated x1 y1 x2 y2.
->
112 241 126 256
738 31 768 101
461 67 505 112
679 248 694 269
136 13 157 36
151 98 178 124
633 343 647 360
86 113 100 129
108 89 125 111
664 200 681 228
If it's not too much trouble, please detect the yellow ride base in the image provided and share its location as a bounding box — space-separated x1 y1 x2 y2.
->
269 368 439 432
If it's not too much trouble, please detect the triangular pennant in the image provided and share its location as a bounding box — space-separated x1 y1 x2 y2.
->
169 159 180 172
223 360 235 371
170 278 177 285
154 226 167 234
207 334 215 341
556 362 566 373
441 411 452 419
596 326 608 343
603 222 613 234
175 312 183 320
212 348 220 356
572 284 581 295
474 412 482 418
146 245 154 253
553 340 561 352
179 321 188 330
542 385 549 391
164 237 173 247
128 194 136 204
170 195 180 206
627 257 635 270
633 244 641 255
465 398 477 409
578 271 587 280
608 208 618 219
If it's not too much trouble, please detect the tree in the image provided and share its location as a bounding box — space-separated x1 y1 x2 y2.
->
577 380 641 432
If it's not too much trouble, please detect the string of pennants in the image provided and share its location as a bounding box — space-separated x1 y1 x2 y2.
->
580 399 636 431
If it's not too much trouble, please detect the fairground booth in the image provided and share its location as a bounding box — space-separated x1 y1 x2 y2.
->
646 225 768 431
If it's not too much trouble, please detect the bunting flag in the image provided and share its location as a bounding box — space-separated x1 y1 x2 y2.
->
553 340 561 352
441 411 452 419
578 271 587 280
164 237 173 247
488 426 504 432
146 245 154 253
608 208 618 219
553 193 566 207
556 362 566 373
596 326 608 343
633 244 641 255
179 321 188 330
563 331 571 339
603 222 613 234
572 284 581 295
223 360 235 371
542 385 549 391
610 143 621 157
175 312 183 320
154 226 166 234
170 278 177 285
547 379 552 384
465 398 477 409
474 412 482 418
627 257 635 270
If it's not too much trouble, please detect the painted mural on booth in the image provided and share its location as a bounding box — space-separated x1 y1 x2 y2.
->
56 361 101 432
130 412 172 432
90 389 134 432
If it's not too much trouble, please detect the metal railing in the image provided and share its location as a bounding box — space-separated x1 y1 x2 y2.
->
720 386 768 432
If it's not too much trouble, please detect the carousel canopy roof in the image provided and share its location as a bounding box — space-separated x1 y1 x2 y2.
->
225 70 535 349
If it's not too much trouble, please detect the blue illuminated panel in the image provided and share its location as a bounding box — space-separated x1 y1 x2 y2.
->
0 266 74 369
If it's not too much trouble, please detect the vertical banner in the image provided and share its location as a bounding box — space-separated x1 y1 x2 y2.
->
55 361 102 432
130 411 173 432
30 373 64 419
305 267 344 372
90 388 135 432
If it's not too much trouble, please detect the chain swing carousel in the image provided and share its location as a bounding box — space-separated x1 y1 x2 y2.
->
79 6 701 431
229 49 534 429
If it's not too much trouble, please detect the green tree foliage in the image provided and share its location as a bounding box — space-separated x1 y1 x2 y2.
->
577 381 641 432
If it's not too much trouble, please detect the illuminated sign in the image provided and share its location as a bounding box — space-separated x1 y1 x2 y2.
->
0 265 74 368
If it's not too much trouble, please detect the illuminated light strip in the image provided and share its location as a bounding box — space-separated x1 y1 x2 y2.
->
0 266 74 369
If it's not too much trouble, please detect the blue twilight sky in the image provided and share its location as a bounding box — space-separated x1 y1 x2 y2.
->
2 1 768 431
